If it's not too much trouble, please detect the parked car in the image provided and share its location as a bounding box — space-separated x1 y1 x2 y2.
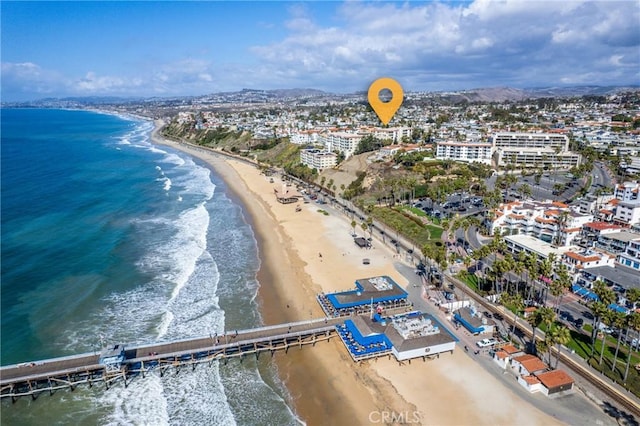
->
476 338 497 348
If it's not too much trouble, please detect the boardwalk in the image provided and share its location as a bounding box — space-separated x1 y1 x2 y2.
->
1 317 344 400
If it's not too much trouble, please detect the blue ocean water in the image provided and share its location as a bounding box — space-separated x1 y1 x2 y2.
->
1 109 299 425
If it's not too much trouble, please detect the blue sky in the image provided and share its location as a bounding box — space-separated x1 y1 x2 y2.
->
2 1 639 101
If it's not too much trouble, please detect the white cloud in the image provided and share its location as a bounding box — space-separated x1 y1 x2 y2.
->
249 0 639 91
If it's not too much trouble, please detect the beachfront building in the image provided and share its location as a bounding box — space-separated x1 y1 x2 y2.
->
435 141 493 165
595 231 640 255
535 370 575 396
492 344 523 370
317 276 410 318
335 311 457 362
300 148 337 171
490 132 580 169
319 131 363 158
489 200 592 247
578 222 623 248
453 305 495 335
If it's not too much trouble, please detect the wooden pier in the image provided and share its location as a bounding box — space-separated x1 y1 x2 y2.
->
0 317 344 401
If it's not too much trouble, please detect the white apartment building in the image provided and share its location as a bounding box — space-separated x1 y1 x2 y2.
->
613 200 640 227
503 234 569 264
617 238 640 271
562 249 614 273
490 200 593 246
490 132 580 169
614 181 640 202
300 149 337 171
319 132 363 158
290 130 320 145
435 141 493 165
364 126 412 142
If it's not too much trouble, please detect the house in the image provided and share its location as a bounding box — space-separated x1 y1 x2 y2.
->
492 344 523 369
518 375 544 393
511 354 548 376
535 369 574 396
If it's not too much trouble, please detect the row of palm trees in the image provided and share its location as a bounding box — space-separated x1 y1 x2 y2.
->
590 281 640 383
448 226 640 382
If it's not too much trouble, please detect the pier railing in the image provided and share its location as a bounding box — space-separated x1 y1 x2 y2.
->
1 317 344 402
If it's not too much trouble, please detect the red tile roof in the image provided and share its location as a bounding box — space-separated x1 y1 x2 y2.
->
535 369 574 388
585 222 621 231
514 354 548 373
522 375 541 385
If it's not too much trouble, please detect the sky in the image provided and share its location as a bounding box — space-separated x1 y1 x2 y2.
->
1 1 639 101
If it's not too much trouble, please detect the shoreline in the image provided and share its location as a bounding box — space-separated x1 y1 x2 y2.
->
149 122 567 426
150 123 387 424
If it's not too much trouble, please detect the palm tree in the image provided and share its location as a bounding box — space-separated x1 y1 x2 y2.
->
552 263 572 311
591 280 616 357
590 301 609 357
623 312 640 382
552 325 571 369
350 219 357 236
528 306 555 355
599 310 614 366
536 339 550 365
610 311 627 372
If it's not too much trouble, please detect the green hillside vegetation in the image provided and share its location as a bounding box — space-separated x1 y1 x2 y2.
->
255 140 319 182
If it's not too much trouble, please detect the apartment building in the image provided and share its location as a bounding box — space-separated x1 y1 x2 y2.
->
300 149 338 171
562 249 614 273
615 181 640 202
435 141 493 165
503 234 568 264
490 132 580 169
490 200 593 247
613 200 640 227
319 132 363 157
363 126 412 142
595 231 640 255
290 130 320 145
616 238 640 271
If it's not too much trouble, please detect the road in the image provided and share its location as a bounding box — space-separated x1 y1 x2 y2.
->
393 262 621 426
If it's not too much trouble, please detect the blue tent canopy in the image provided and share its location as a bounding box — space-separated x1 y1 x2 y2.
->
609 303 628 314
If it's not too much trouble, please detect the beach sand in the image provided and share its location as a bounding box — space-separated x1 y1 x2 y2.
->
152 126 564 426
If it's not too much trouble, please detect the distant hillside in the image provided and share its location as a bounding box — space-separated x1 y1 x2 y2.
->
434 85 640 104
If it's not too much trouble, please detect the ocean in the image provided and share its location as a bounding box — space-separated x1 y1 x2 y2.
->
0 109 300 425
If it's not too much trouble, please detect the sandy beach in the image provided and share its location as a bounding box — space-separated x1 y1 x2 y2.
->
151 124 564 426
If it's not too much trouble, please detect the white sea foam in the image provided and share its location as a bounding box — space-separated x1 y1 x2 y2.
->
162 177 172 191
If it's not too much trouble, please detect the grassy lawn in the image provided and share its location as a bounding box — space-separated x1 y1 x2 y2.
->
559 324 640 397
371 206 443 247
401 206 428 217
456 271 480 292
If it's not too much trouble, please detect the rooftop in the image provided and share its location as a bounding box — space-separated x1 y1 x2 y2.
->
535 369 574 388
582 265 640 289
